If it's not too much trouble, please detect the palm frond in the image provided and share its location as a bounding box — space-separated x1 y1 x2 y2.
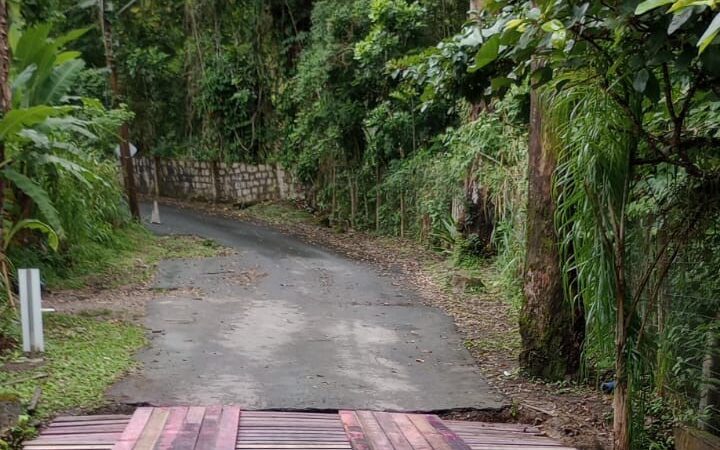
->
1 168 65 237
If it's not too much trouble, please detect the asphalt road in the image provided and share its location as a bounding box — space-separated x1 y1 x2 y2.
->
107 202 506 411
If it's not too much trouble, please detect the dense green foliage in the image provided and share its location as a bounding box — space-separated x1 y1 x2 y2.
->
0 5 140 359
7 0 720 448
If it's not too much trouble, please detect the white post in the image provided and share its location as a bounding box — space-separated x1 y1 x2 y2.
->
18 269 44 353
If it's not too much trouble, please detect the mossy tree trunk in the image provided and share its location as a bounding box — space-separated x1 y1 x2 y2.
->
519 73 583 380
0 0 12 305
98 0 140 220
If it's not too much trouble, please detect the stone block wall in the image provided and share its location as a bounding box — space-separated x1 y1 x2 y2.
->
133 157 302 204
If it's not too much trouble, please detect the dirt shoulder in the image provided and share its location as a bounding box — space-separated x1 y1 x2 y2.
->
152 197 612 450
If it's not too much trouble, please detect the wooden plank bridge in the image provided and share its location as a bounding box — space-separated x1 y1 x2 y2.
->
24 408 576 450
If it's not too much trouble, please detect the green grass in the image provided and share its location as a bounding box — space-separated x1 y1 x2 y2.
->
0 314 145 419
12 224 229 290
241 202 316 226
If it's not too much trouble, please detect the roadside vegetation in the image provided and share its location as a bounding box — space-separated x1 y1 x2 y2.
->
0 314 144 419
0 3 230 439
0 1 719 449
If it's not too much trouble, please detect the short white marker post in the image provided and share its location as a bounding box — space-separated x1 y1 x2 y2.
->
18 269 44 353
151 200 162 224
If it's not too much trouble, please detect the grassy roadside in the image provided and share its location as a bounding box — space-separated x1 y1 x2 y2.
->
239 202 317 226
1 223 230 441
0 315 145 420
36 224 229 290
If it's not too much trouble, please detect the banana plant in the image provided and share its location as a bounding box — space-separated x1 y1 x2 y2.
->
0 23 98 240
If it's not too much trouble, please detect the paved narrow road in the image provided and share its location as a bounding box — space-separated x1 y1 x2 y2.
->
108 203 506 411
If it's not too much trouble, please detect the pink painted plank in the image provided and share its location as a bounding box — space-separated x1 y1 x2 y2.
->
25 445 113 450
170 406 206 450
338 411 370 450
373 412 413 450
406 415 452 450
42 425 128 434
425 415 471 450
154 407 189 450
27 433 121 444
355 411 394 450
193 406 223 450
465 446 575 450
55 415 131 422
134 408 171 450
391 414 433 450
113 407 155 450
213 406 241 450
49 420 131 428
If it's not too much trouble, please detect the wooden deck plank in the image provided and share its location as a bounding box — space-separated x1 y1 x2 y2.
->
154 406 188 450
193 406 223 450
42 425 129 435
27 409 575 450
23 444 113 450
170 406 206 450
49 420 131 428
213 406 241 450
235 443 351 449
28 433 122 444
424 416 470 450
405 415 452 450
55 415 131 423
113 407 155 450
444 422 540 433
466 447 575 450
373 412 414 450
353 411 393 450
391 414 433 450
133 408 171 450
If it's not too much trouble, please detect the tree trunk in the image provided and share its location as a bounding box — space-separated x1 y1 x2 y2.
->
99 1 140 220
375 165 381 233
613 238 630 450
400 191 405 239
699 311 720 433
519 68 583 380
0 0 12 305
331 164 337 226
348 175 356 229
0 0 9 222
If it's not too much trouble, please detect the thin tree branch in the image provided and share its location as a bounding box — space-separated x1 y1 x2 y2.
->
661 63 677 122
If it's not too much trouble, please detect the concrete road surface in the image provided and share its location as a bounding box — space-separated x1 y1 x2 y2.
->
108 202 506 412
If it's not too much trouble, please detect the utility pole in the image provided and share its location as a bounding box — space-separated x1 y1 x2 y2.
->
98 0 140 220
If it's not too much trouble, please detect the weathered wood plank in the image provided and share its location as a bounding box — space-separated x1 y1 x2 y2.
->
466 446 575 450
354 411 393 450
425 415 471 450
49 420 131 428
55 415 131 423
406 415 453 450
113 407 154 450
154 406 188 450
25 445 113 450
235 443 351 449
42 425 128 435
373 412 413 450
212 406 240 450
444 421 540 433
28 433 121 444
391 414 433 450
237 431 348 442
170 406 205 450
133 408 170 450
29 409 576 450
193 405 223 450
